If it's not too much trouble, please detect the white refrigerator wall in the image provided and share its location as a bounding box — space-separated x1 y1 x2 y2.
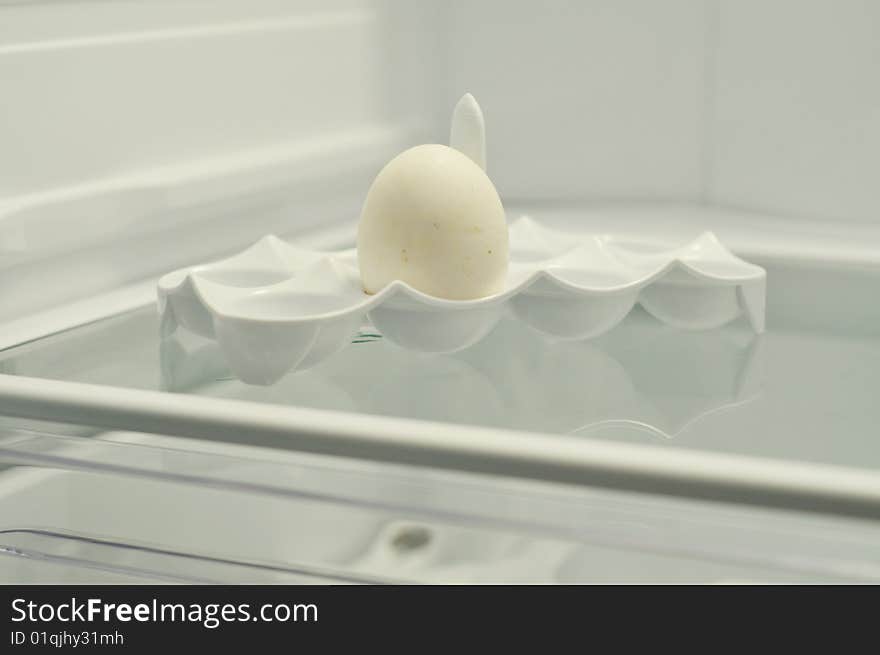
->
0 0 434 322
442 0 880 221
0 0 427 197
1 0 878 322
709 0 880 224
442 0 709 202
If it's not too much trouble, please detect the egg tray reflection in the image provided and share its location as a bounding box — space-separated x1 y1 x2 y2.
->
160 311 762 440
157 216 765 385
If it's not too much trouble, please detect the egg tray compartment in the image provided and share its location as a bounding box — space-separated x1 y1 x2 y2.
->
158 216 766 385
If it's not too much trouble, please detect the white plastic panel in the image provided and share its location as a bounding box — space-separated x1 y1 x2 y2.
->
0 0 386 195
442 0 708 201
709 0 880 223
0 0 427 324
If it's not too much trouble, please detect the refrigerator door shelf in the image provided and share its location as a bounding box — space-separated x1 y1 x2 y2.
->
1 429 878 584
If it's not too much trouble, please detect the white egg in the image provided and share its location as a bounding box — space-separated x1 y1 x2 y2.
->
357 144 509 300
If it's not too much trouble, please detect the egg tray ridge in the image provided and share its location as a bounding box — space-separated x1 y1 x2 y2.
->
157 216 766 385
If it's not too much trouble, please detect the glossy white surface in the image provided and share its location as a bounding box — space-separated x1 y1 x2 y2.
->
449 93 487 171
158 217 764 383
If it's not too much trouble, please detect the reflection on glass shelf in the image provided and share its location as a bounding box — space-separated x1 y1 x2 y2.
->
2 304 880 470
159 311 762 439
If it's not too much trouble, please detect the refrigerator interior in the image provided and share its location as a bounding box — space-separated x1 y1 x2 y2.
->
1 1 880 583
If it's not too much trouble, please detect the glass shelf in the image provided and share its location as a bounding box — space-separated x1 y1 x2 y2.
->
2 207 880 581
1 295 879 471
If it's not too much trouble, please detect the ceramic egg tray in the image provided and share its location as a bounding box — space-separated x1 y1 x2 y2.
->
158 216 766 385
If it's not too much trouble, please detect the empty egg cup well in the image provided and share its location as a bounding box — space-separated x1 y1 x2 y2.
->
157 216 766 385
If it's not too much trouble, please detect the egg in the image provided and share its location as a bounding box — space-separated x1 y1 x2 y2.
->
357 143 509 300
